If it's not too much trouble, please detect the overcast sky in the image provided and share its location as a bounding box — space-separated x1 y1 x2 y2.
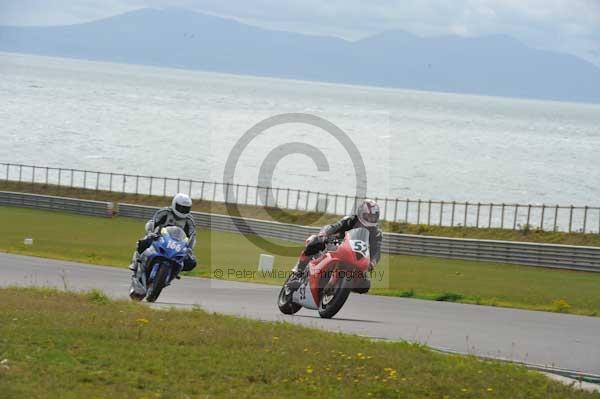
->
1 0 599 66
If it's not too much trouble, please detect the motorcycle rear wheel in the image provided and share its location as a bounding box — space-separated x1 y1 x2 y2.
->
318 274 351 319
277 275 302 315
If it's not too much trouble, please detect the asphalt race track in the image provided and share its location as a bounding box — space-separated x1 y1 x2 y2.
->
1 253 599 376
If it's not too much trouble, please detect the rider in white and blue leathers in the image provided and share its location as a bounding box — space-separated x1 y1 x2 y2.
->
129 193 197 274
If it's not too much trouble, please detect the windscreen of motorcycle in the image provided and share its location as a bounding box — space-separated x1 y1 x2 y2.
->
162 226 188 242
347 227 370 258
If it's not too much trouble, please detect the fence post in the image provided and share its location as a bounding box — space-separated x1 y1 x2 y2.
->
476 202 481 228
188 180 193 198
162 178 167 197
553 205 559 232
568 205 574 233
109 173 113 193
344 195 348 215
276 188 281 208
526 205 531 227
18 164 23 185
334 194 338 215
225 182 230 204
135 175 139 195
540 205 546 231
451 201 456 227
583 206 588 233
4 163 8 182
464 202 469 227
405 199 410 223
296 190 301 210
83 170 88 189
439 201 444 226
70 169 74 188
305 192 311 211
200 181 206 200
394 199 399 222
31 166 36 189
244 184 249 205
501 203 505 229
416 199 422 225
45 167 49 185
177 178 181 194
149 177 153 196
513 205 519 230
266 186 271 207
255 186 260 206
121 175 126 194
285 188 290 209
427 200 432 225
488 203 493 228
212 182 217 202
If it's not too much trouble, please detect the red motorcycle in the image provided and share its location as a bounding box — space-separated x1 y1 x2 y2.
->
278 227 371 319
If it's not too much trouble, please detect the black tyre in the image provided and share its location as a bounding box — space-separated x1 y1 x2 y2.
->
318 274 351 319
277 276 302 315
146 263 169 303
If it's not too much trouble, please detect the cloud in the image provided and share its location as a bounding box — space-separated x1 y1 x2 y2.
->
1 0 599 65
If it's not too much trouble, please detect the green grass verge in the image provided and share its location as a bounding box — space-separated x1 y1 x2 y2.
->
0 287 597 399
2 181 599 247
2 206 600 316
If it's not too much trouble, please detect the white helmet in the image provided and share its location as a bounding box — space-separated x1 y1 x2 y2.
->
172 193 192 218
356 199 380 227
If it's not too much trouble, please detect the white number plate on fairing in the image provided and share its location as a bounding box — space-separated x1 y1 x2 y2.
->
350 240 369 257
292 281 319 310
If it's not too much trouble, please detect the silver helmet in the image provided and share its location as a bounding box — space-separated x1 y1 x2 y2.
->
356 199 380 227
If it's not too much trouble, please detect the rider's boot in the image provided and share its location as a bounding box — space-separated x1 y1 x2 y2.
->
128 251 140 274
286 256 309 292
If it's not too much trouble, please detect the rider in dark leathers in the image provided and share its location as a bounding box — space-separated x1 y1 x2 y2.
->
289 199 383 284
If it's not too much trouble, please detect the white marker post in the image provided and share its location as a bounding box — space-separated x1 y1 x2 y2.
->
258 254 274 273
23 238 34 245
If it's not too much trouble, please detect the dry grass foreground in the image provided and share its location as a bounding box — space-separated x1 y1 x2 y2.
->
0 287 598 399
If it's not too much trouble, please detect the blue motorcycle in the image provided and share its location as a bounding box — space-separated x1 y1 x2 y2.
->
129 226 191 302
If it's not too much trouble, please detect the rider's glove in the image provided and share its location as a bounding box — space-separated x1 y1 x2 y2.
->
368 262 375 272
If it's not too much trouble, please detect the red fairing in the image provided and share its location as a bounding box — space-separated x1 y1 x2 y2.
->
307 231 370 304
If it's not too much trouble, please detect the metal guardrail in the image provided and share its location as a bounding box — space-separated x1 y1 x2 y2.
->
2 162 599 233
2 193 598 272
118 203 600 272
0 191 113 218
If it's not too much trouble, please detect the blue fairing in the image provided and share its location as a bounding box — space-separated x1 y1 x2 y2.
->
145 229 190 284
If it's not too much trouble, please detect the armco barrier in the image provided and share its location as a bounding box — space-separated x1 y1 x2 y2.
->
118 203 600 272
0 191 113 217
2 194 598 272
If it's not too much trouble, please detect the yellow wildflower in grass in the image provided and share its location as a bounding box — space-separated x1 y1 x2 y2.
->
487 388 493 392
136 318 149 324
306 366 313 374
272 336 279 340
303 348 309 352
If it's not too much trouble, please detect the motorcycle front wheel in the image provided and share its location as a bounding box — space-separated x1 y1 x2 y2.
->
145 262 170 303
318 273 351 319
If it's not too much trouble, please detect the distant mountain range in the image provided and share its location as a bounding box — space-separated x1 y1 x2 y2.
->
2 7 600 103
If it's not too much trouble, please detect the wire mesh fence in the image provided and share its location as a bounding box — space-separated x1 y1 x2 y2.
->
2 162 599 233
